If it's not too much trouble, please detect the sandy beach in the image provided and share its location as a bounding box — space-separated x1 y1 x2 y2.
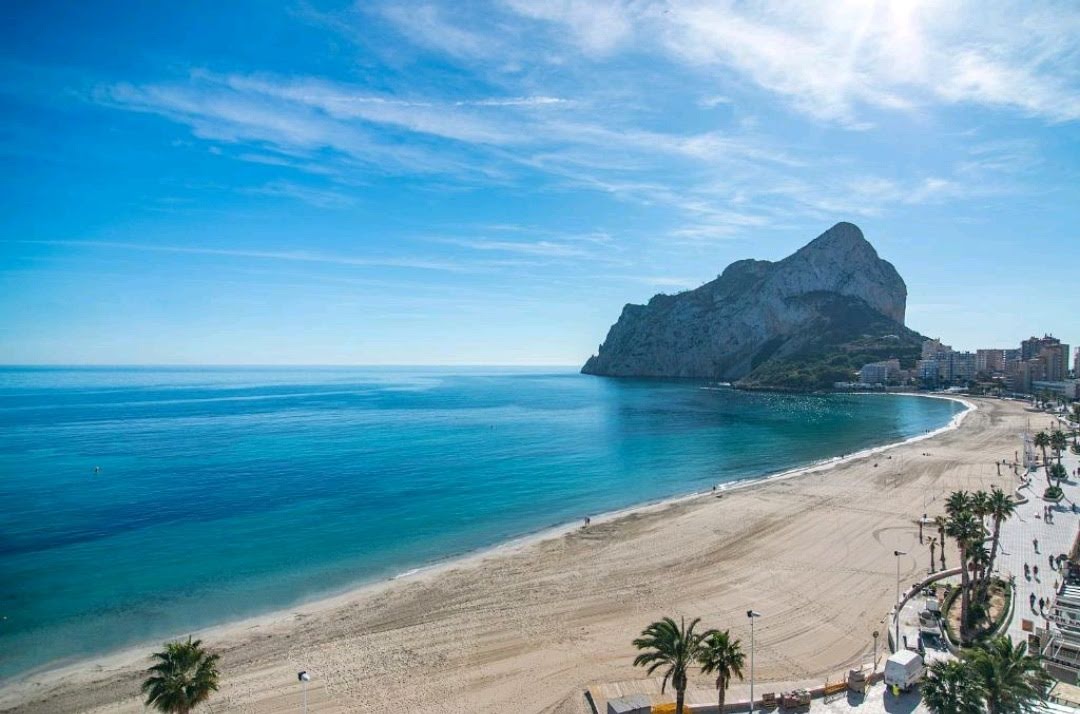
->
0 396 1032 714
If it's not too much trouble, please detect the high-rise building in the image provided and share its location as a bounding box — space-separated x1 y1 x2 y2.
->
976 349 1006 375
917 359 941 384
948 352 978 383
1008 358 1047 393
1074 347 1080 377
1041 344 1070 382
1022 334 1061 361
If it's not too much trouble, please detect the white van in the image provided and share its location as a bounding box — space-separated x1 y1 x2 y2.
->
884 650 925 692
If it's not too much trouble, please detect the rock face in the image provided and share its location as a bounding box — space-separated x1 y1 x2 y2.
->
582 222 919 387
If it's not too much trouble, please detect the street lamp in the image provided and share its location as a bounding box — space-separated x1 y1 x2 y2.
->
747 610 761 714
894 550 906 648
298 671 311 714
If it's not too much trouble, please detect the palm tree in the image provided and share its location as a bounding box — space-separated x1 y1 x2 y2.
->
1034 431 1051 480
1051 430 1068 464
698 629 745 714
966 636 1051 714
936 516 948 569
946 510 983 641
922 659 984 714
1049 463 1067 487
968 542 993 616
970 490 991 528
633 616 705 714
946 490 972 518
984 488 1016 588
142 637 220 714
970 542 991 589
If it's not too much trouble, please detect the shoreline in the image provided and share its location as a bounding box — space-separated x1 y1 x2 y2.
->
0 391 973 702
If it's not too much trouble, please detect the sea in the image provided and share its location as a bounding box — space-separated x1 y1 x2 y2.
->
0 366 964 680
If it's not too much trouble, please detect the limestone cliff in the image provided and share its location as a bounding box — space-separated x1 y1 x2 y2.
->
582 222 923 389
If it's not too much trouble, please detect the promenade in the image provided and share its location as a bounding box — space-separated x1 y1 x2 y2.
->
999 417 1080 645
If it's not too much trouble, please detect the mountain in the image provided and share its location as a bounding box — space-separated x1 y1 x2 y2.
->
581 222 924 390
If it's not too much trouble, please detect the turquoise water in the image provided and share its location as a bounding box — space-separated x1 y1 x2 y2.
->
0 367 963 680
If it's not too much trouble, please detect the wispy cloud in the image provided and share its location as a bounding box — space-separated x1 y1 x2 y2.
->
438 237 594 258
242 180 355 208
21 239 480 272
379 3 497 59
498 0 1080 126
80 1 1079 250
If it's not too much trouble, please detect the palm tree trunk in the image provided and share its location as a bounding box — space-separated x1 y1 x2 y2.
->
986 528 997 587
718 674 728 714
676 687 685 714
959 545 971 642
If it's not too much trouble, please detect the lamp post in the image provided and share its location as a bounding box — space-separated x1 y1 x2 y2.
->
872 630 879 672
747 609 761 714
298 671 310 714
894 550 906 648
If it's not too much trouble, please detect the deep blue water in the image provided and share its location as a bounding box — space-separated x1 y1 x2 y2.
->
0 367 963 679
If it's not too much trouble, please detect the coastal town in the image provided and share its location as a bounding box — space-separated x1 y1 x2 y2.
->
3 1 1077 712
847 334 1077 401
591 335 1080 714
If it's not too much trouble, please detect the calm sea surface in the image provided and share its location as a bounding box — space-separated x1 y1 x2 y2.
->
0 367 963 679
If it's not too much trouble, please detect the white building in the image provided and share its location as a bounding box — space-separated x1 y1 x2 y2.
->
859 359 901 385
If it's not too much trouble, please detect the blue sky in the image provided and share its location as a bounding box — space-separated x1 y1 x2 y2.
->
1 0 1078 365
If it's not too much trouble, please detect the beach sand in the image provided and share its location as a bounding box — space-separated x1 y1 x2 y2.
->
0 396 1032 714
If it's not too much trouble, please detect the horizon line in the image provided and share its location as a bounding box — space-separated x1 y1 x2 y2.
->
0 362 583 369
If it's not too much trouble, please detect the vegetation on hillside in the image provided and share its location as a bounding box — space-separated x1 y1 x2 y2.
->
738 293 923 391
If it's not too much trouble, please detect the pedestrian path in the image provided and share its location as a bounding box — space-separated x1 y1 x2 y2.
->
999 419 1080 645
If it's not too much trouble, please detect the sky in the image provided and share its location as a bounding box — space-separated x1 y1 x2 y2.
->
1 0 1078 366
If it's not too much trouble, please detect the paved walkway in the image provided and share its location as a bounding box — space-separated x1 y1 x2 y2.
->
813 683 927 714
895 578 956 665
999 418 1080 644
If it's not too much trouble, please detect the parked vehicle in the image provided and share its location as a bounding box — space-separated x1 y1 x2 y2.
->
884 650 924 692
919 630 944 653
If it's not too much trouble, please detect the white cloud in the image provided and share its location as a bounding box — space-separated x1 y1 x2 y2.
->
498 0 1080 126
88 1 1076 244
379 4 494 58
242 181 355 208
438 237 595 258
23 239 476 272
697 94 732 108
502 0 635 56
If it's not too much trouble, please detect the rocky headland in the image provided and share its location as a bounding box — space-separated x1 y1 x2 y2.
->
582 222 924 390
